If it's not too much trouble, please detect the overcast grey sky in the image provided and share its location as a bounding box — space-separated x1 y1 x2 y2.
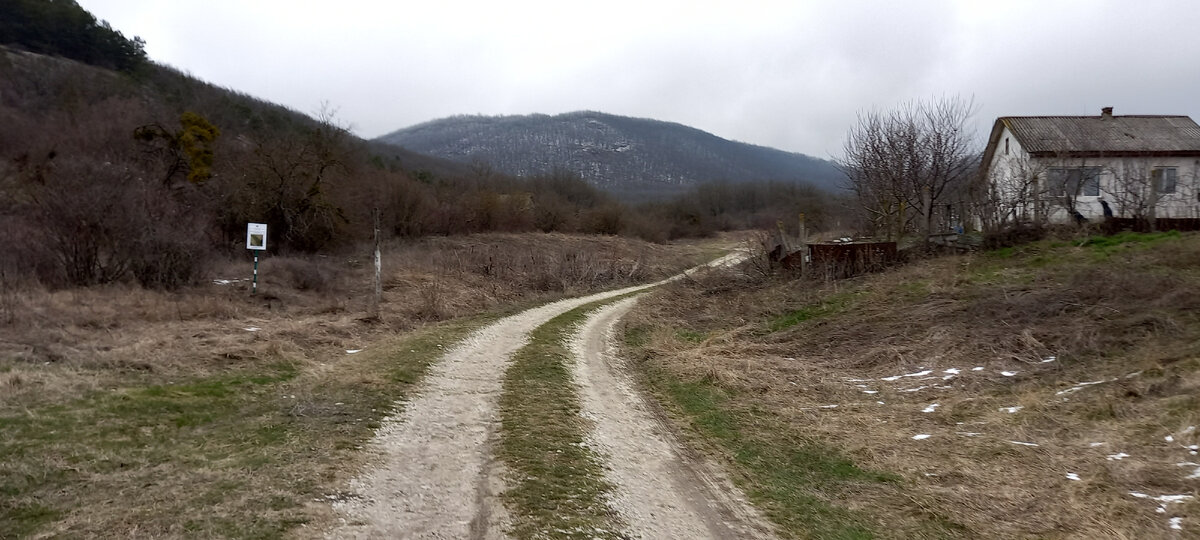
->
77 0 1200 158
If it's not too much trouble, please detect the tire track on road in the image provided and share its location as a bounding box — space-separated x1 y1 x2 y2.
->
569 297 776 540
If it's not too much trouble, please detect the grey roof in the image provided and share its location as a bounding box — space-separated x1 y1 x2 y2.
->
1002 115 1200 156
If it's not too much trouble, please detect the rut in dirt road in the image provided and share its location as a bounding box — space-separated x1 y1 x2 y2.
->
569 297 777 540
326 252 747 539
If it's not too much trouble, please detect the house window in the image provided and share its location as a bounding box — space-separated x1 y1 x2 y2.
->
1048 167 1101 197
1005 138 1010 155
1151 167 1177 194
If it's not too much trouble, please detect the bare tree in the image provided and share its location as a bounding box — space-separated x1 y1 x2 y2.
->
975 153 1049 231
840 96 978 240
229 108 354 251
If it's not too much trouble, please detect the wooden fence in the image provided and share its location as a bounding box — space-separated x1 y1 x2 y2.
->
803 242 898 279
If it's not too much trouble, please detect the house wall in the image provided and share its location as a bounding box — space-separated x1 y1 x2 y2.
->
985 125 1040 223
987 127 1200 223
1034 155 1200 222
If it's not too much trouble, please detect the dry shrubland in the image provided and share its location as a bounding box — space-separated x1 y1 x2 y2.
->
0 233 714 408
624 231 1200 538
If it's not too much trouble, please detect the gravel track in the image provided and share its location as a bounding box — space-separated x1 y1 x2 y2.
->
569 297 776 540
327 252 750 539
327 283 660 539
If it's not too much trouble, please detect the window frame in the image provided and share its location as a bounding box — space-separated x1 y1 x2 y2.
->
1048 167 1102 197
1151 166 1178 194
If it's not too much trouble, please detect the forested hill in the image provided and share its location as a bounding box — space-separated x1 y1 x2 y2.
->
375 112 842 199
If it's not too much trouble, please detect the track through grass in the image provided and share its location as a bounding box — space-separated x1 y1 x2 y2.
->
497 296 632 539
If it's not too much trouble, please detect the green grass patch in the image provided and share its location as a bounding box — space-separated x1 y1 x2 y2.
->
769 291 859 332
498 298 628 539
637 364 895 539
1080 230 1181 255
0 316 490 538
987 246 1016 259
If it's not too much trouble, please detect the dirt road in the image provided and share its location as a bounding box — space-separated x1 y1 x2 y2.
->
569 297 775 539
327 252 763 539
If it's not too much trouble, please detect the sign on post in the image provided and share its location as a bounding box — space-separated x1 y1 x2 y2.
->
246 223 268 250
246 223 267 294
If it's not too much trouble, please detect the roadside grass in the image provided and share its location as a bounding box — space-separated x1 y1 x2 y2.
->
498 297 633 540
622 231 1200 538
0 314 489 538
640 368 898 539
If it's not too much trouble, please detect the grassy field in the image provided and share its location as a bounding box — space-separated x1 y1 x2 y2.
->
623 230 1200 538
1 315 486 538
0 232 713 538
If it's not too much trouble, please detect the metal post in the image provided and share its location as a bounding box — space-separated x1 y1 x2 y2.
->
252 253 259 295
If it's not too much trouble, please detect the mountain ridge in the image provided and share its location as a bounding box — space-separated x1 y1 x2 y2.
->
375 111 842 199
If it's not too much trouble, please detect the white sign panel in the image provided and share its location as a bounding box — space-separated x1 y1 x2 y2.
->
246 223 267 251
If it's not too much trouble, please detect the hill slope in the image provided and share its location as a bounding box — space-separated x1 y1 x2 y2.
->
375 111 842 199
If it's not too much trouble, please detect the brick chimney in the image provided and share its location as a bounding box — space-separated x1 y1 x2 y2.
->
1101 106 1113 119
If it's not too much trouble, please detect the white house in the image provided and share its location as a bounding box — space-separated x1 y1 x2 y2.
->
980 108 1200 226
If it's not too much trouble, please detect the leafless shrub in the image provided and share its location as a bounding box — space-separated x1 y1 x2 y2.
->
0 268 17 325
413 279 447 321
265 256 341 293
981 223 1049 249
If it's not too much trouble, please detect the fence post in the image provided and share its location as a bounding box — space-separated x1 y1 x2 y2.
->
369 208 382 319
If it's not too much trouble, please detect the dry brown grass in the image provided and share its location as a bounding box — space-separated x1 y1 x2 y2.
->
0 231 717 537
624 231 1200 538
0 233 711 406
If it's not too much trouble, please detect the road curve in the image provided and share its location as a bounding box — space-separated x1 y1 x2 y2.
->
326 251 748 539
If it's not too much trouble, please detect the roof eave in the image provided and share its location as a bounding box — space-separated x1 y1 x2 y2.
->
1028 150 1200 159
979 118 1011 175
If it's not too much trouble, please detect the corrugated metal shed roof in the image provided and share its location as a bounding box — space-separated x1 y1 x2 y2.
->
1003 115 1200 155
